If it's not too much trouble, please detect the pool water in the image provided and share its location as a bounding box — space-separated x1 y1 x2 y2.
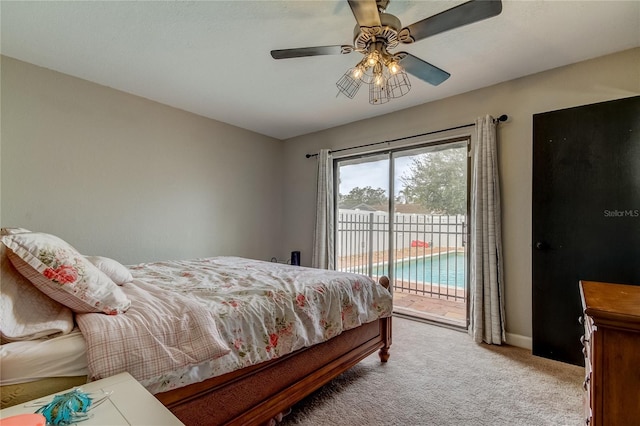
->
374 252 466 288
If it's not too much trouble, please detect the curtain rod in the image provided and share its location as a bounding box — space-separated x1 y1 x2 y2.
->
305 114 508 158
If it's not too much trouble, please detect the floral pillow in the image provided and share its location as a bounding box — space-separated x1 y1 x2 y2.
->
1 233 131 315
0 240 74 342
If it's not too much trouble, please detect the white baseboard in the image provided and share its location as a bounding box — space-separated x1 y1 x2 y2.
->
505 332 532 350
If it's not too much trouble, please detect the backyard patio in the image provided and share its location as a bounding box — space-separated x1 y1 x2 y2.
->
336 211 468 328
393 289 466 328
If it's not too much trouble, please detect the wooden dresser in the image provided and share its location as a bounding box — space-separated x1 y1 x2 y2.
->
579 280 640 425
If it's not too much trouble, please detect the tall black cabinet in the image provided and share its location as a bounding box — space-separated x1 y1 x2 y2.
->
532 96 640 365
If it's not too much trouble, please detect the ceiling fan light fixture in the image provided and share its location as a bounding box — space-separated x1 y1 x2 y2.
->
368 79 390 105
366 50 379 67
352 64 365 79
387 59 401 74
372 62 385 86
336 69 363 99
338 44 409 104
272 0 503 105
387 69 411 98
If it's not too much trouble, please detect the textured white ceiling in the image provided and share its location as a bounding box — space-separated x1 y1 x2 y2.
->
1 1 639 140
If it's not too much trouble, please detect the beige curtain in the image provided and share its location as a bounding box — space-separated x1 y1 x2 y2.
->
312 149 335 269
469 115 506 344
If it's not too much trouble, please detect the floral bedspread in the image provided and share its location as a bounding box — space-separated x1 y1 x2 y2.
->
86 256 393 394
75 280 231 387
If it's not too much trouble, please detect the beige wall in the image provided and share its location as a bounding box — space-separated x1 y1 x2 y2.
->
281 48 640 347
1 56 285 264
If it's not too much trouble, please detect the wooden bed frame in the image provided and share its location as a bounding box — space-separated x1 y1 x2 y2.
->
155 278 392 426
0 272 391 424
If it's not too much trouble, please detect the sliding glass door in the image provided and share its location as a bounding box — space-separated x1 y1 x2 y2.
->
335 138 470 327
335 153 390 277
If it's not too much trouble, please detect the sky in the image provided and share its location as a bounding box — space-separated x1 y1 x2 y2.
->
337 141 468 198
337 156 414 197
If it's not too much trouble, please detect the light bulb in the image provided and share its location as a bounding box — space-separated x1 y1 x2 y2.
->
372 61 385 86
388 61 401 75
366 50 379 67
352 67 363 79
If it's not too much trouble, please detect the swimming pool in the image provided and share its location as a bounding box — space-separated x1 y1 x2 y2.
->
373 252 466 288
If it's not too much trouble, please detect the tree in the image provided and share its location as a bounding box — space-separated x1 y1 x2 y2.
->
339 186 388 208
400 148 467 214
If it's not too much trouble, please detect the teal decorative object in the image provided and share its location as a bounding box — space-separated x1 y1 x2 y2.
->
26 388 112 426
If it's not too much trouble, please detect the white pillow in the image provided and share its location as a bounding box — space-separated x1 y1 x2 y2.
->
1 232 131 315
85 256 133 285
1 227 32 235
0 242 74 342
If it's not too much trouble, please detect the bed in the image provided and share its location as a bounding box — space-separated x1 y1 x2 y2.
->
0 230 393 425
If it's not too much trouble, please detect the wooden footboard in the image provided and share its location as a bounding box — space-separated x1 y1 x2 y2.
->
156 315 392 425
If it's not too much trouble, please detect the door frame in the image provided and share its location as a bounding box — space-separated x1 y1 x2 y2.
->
333 134 472 327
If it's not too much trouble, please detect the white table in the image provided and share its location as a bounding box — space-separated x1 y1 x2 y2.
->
0 373 184 426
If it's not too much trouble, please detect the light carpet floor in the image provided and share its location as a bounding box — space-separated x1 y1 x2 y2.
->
281 316 584 426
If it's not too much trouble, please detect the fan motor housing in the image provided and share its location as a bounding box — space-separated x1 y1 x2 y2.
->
353 12 401 51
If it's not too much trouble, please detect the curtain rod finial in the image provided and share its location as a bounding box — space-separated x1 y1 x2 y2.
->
497 114 508 122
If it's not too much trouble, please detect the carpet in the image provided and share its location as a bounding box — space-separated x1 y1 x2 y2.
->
281 316 584 426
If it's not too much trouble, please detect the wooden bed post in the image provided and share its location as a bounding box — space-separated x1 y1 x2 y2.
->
378 276 392 362
379 317 392 362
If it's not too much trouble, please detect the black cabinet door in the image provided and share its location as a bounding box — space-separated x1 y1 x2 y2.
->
532 96 640 365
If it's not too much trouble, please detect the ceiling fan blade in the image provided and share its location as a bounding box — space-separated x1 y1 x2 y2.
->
399 0 502 43
270 45 353 59
397 52 450 86
347 0 381 28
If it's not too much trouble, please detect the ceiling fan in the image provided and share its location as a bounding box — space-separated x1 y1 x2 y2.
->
270 0 502 104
